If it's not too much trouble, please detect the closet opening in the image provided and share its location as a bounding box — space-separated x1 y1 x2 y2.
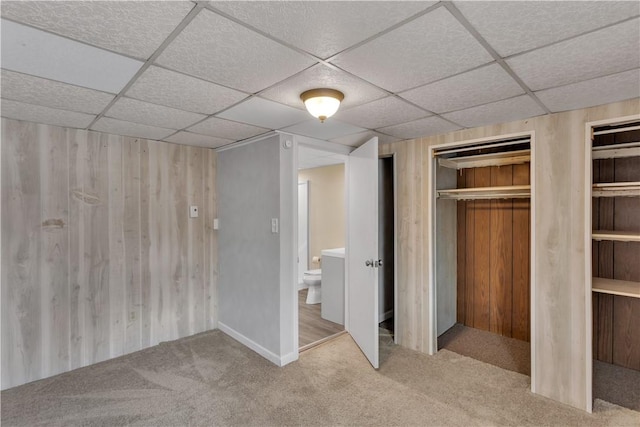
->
378 155 396 345
430 134 533 378
589 119 640 411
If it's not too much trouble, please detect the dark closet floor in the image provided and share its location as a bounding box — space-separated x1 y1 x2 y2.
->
438 323 530 375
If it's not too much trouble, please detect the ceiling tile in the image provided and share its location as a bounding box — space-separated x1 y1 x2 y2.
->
217 97 310 129
536 69 640 113
210 1 436 59
399 64 524 114
106 97 205 130
442 95 546 129
259 64 387 110
507 18 640 91
1 19 143 93
126 66 248 115
1 69 115 114
330 131 400 147
336 96 429 129
156 9 315 93
455 1 640 57
377 116 462 140
282 119 365 140
164 131 233 149
91 117 174 141
1 99 95 129
1 1 194 59
331 7 493 92
188 117 269 141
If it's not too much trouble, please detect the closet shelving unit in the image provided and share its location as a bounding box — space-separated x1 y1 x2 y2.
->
591 127 640 300
431 134 533 357
436 140 531 201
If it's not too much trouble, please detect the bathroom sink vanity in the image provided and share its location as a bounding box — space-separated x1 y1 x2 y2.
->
320 248 345 325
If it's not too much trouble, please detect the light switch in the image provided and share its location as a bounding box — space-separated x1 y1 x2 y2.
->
271 218 279 233
190 205 199 218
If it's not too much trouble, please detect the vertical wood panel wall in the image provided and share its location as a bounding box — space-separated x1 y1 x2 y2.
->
456 164 531 342
379 98 640 411
1 118 218 389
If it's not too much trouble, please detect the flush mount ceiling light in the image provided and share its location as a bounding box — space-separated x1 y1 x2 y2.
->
300 88 344 123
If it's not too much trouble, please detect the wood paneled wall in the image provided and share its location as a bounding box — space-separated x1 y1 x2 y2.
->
592 130 640 371
456 163 531 342
379 98 640 411
1 118 218 389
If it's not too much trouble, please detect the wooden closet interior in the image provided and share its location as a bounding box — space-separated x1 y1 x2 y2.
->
434 136 532 368
590 121 640 404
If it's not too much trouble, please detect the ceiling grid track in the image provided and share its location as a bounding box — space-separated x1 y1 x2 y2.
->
443 2 552 115
1 1 638 147
86 2 206 130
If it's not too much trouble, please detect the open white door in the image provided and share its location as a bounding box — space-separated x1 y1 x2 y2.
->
347 137 379 368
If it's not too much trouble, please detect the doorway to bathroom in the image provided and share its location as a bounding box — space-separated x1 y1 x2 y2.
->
297 146 347 350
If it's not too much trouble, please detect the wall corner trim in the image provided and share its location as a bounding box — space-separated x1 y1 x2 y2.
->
279 351 299 366
218 322 290 367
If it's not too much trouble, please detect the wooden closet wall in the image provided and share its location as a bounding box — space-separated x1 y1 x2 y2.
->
592 129 640 371
456 163 531 342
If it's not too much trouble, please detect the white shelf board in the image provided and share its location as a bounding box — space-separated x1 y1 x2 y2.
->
438 150 530 170
592 277 640 299
592 145 640 160
592 181 640 197
592 230 640 242
437 185 530 201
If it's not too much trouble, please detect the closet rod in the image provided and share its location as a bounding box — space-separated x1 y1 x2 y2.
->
592 141 640 151
592 182 640 197
592 146 640 160
433 139 529 157
593 125 640 136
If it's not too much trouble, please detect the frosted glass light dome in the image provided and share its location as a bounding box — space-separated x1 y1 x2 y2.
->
300 89 344 123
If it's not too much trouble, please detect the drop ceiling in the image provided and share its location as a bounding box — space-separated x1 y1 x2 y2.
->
1 1 639 150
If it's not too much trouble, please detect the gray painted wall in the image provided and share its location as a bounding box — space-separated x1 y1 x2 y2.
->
218 134 294 359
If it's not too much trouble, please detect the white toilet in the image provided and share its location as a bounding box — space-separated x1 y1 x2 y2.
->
303 269 322 304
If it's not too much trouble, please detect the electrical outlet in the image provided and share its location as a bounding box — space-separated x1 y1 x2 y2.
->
271 218 279 233
190 205 199 218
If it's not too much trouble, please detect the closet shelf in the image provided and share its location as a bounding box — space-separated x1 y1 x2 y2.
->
592 230 640 242
592 182 640 197
593 277 640 299
437 185 530 200
437 150 530 170
592 141 640 160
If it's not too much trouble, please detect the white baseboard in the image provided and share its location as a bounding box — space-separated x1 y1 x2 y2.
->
218 322 295 367
379 310 394 323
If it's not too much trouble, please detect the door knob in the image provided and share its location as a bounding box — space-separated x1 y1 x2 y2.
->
374 259 383 268
365 259 373 267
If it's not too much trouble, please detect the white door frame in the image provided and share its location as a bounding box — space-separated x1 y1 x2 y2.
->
293 139 350 352
426 131 537 386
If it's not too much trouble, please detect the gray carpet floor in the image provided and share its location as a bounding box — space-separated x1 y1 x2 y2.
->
2 330 639 426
